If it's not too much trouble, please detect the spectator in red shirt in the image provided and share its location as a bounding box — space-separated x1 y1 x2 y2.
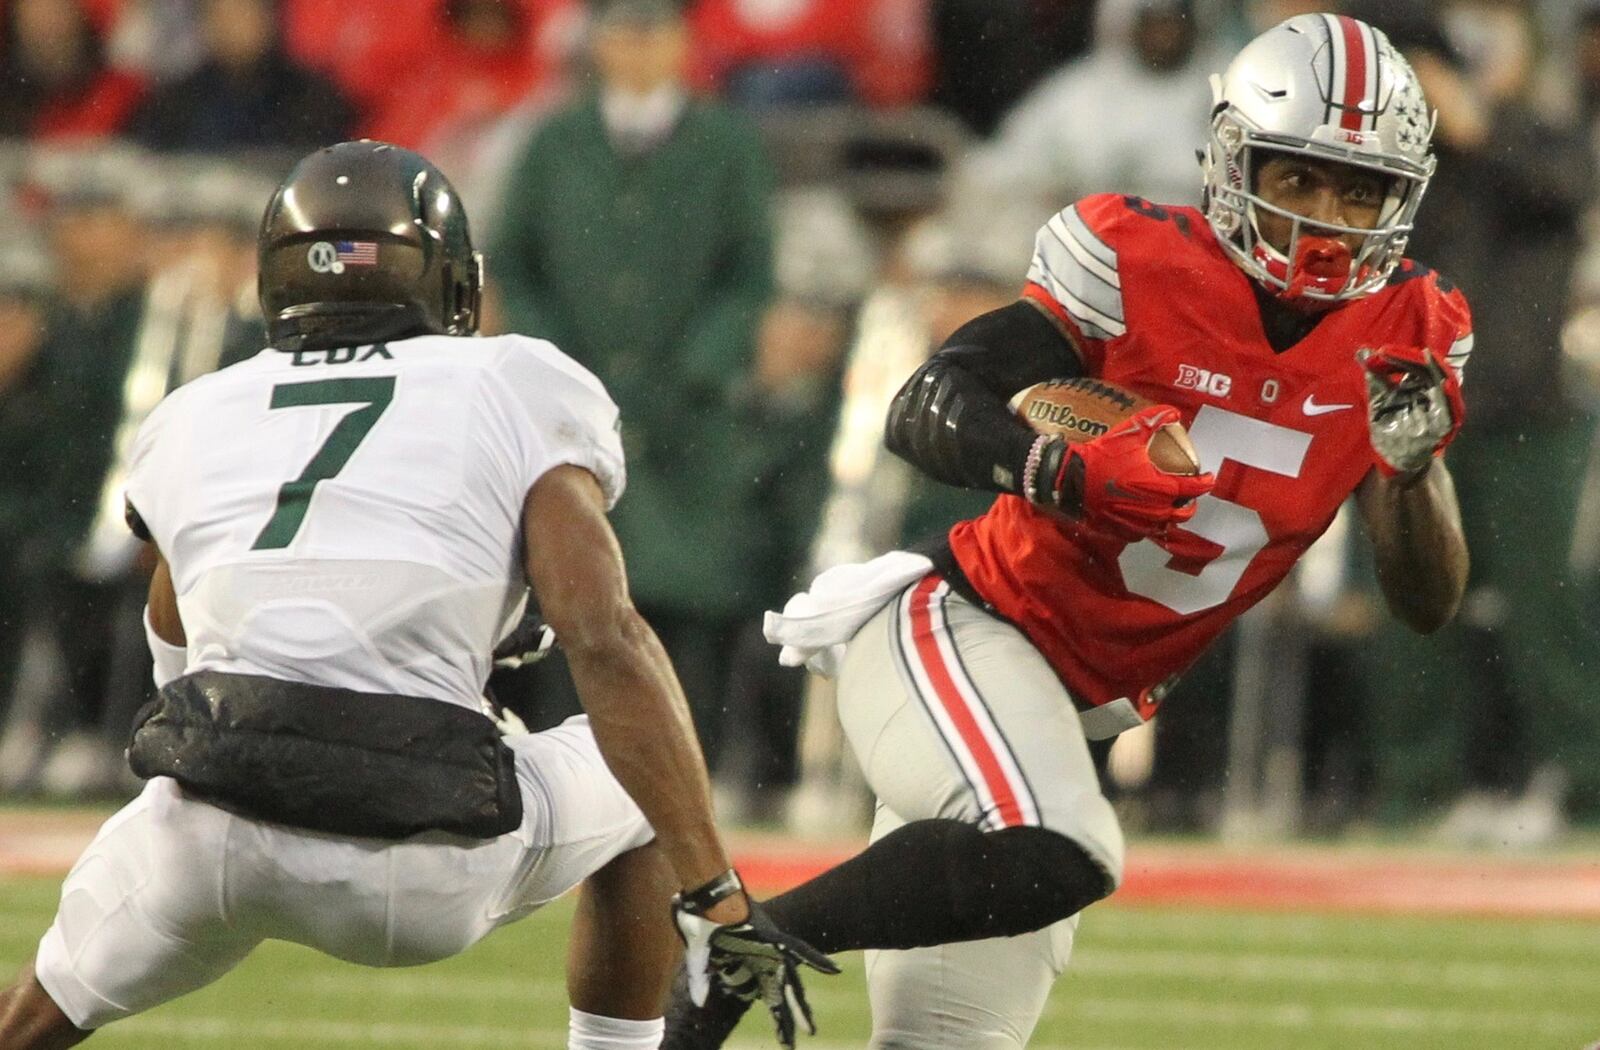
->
361 0 577 152
688 0 930 109
280 0 438 111
0 0 144 140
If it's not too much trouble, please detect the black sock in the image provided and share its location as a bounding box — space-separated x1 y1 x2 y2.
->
761 818 1112 954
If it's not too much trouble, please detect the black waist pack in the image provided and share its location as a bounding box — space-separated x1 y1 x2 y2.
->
128 670 522 840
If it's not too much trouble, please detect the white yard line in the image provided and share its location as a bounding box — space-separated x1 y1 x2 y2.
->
1051 995 1596 1035
287 967 1598 1040
296 970 868 1007
101 1016 556 1046
9 886 1592 1047
300 941 1600 1005
296 972 571 1003
1085 909 1600 955
95 999 1599 1050
97 1014 1121 1050
1071 946 1600 993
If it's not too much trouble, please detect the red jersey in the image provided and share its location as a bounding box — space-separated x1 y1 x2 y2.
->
31 69 144 140
358 24 557 151
282 0 439 108
948 192 1472 737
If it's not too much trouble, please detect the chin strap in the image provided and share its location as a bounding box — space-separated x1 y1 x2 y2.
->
269 303 436 353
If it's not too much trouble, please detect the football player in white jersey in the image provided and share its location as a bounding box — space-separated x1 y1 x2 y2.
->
0 141 833 1050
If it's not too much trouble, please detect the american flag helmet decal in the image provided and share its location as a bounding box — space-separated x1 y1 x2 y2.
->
334 241 378 266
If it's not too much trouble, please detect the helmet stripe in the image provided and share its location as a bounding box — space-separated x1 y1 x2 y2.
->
1335 15 1369 131
1359 19 1381 131
1206 14 1434 302
1320 13 1345 127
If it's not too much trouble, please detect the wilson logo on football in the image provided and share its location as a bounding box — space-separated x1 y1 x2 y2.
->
1022 401 1110 438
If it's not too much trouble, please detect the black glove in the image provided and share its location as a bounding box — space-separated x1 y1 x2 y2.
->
672 896 839 1049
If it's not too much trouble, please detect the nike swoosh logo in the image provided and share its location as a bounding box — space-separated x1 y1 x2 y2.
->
1303 394 1354 416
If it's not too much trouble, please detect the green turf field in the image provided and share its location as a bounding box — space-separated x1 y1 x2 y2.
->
3 875 1597 1050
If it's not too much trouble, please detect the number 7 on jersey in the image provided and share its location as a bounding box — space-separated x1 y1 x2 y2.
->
252 377 396 550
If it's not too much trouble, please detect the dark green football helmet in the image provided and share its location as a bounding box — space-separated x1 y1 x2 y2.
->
258 141 483 352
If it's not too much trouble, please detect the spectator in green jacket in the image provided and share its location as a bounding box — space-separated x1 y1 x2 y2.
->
0 231 55 742
491 0 774 765
1 146 152 795
1352 0 1599 837
718 187 876 822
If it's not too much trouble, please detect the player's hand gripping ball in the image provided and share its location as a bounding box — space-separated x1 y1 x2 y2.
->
1011 378 1215 541
1358 345 1464 479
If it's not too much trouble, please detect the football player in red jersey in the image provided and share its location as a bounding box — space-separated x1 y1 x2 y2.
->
665 13 1469 1050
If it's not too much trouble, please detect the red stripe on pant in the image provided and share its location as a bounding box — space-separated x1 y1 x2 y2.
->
906 575 1026 828
1336 15 1368 131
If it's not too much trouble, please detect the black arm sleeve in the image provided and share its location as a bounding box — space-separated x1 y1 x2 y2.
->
884 299 1084 495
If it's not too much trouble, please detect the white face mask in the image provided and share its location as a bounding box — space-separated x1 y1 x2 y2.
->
601 83 687 153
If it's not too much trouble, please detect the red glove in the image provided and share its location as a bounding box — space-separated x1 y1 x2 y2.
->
1359 345 1465 478
1033 405 1216 541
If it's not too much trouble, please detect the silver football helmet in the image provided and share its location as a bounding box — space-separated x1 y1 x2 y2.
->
1201 14 1436 303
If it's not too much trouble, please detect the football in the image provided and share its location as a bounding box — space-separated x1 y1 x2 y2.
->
1009 378 1202 476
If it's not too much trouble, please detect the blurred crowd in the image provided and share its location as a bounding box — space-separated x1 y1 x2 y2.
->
1 0 1598 848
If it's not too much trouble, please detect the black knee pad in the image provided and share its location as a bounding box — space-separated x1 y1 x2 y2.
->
763 816 1115 953
943 824 1113 939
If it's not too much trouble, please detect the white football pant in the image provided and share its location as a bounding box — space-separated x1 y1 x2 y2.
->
34 715 652 1030
836 576 1126 1049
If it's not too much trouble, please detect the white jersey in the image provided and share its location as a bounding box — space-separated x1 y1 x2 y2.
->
125 333 624 710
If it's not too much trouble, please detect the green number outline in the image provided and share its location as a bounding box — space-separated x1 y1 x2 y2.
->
251 377 396 550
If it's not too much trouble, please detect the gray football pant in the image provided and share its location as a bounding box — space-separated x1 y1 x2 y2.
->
836 575 1125 1049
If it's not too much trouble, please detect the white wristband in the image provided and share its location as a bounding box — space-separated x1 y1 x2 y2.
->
1021 434 1052 503
143 606 187 688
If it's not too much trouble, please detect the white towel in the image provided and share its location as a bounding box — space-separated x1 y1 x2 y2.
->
763 550 934 677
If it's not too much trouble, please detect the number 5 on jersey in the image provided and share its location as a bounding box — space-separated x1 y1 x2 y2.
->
252 377 396 550
1118 406 1311 615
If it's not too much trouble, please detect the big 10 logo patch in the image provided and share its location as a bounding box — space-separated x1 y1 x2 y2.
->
1175 364 1233 398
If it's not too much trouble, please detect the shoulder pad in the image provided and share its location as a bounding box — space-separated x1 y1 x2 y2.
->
1384 259 1453 293
486 334 626 507
489 334 611 397
1025 195 1130 343
1023 194 1205 346
1384 260 1473 378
